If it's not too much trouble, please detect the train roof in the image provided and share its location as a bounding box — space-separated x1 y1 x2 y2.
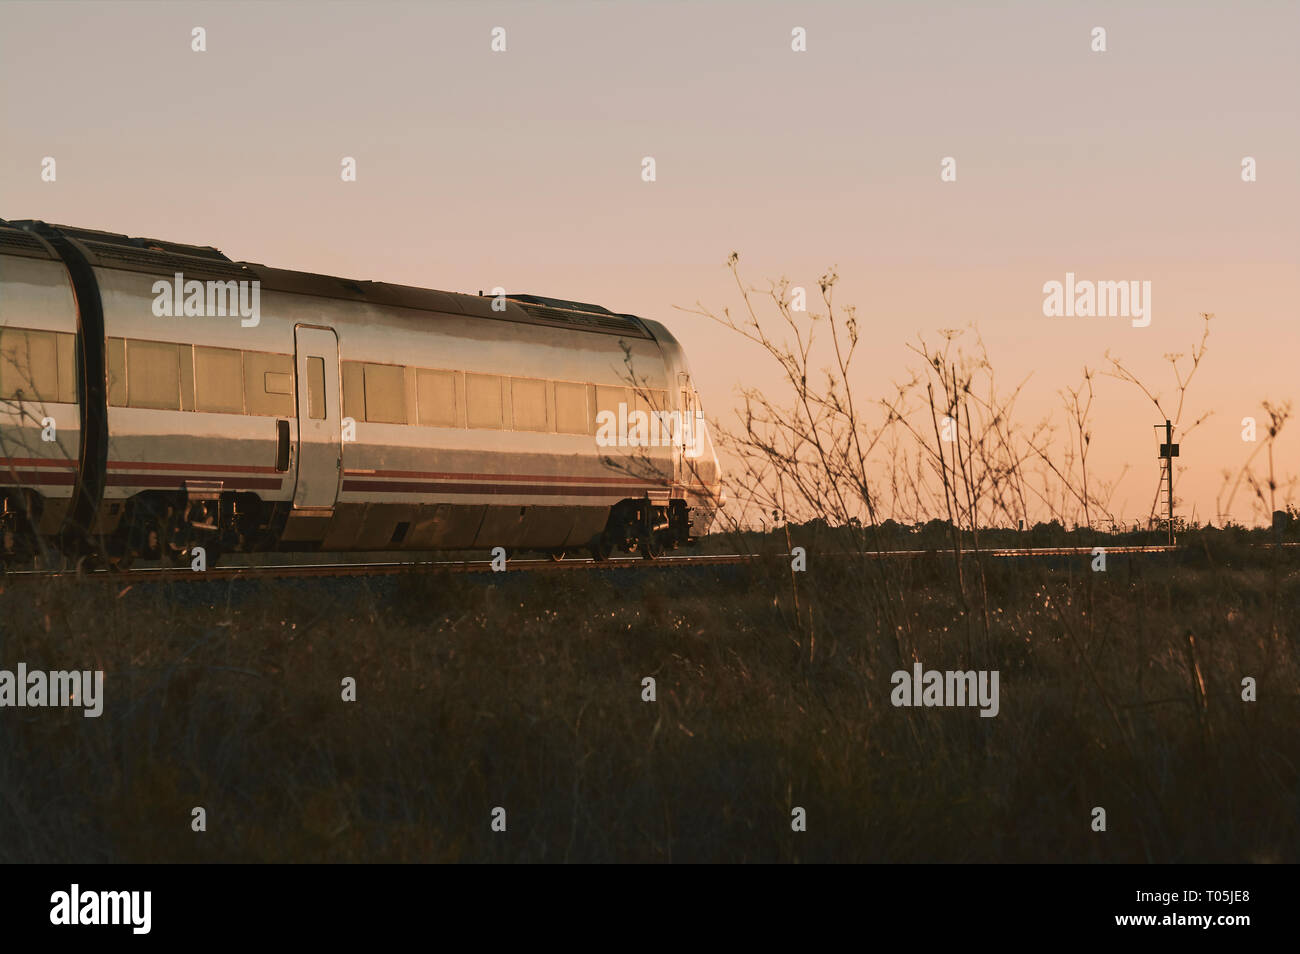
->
1 219 654 341
0 219 59 260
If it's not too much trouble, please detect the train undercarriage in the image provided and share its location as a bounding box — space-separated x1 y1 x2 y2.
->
586 497 693 562
0 489 700 570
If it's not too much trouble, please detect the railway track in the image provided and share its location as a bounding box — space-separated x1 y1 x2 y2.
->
4 553 747 583
2 542 1266 584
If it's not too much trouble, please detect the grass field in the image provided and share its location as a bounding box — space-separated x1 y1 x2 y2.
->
1 540 1295 863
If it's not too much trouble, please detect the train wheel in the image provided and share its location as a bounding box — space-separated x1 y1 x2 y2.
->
165 542 222 569
549 549 566 562
1 516 37 572
589 535 612 562
160 514 209 569
140 525 162 562
639 531 664 561
109 547 135 572
638 503 666 561
1 528 26 574
160 516 189 567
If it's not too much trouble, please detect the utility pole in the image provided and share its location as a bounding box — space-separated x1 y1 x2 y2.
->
1156 419 1179 545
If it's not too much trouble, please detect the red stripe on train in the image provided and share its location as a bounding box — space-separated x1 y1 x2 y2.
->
343 468 650 484
106 461 281 475
342 479 661 497
0 457 78 469
0 471 76 486
104 474 284 490
0 457 279 475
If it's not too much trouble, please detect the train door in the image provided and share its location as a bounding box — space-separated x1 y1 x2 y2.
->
292 325 341 510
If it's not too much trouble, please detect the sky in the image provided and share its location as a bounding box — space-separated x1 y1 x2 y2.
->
2 0 1297 526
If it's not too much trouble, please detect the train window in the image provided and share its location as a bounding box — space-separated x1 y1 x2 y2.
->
595 385 630 420
634 388 668 417
555 382 588 434
264 372 292 395
465 373 503 429
194 346 245 413
0 328 59 403
363 362 405 424
511 377 549 431
245 352 295 417
56 332 77 404
307 356 327 420
341 361 365 423
179 345 196 411
417 369 457 427
126 339 182 410
106 338 127 406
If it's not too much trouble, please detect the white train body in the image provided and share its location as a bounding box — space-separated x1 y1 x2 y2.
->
0 220 722 562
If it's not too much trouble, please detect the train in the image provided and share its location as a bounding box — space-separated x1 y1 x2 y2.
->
0 220 723 568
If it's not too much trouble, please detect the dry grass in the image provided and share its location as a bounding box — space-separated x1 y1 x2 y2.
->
0 549 1295 863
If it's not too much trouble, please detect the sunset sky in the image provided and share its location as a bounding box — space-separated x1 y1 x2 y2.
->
3 0 1296 526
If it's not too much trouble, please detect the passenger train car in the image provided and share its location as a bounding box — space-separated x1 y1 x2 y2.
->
0 220 723 566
